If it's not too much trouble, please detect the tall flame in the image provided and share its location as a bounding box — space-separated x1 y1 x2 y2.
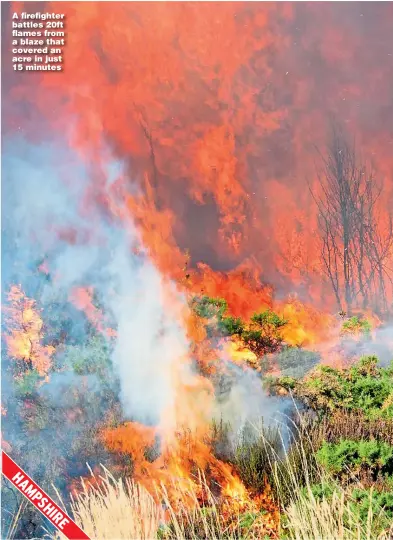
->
5 2 393 314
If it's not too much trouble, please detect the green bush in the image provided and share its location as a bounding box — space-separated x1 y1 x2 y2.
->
240 311 287 356
272 356 393 419
218 315 245 335
316 439 393 480
341 316 372 338
305 483 393 535
306 481 337 501
349 355 379 377
14 369 41 397
350 488 393 522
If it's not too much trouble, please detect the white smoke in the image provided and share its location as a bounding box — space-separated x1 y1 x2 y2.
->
102 241 191 425
3 137 193 429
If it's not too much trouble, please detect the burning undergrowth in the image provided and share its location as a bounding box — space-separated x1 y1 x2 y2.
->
2 139 393 538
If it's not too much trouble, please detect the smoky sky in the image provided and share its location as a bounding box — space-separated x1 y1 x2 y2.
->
2 2 393 305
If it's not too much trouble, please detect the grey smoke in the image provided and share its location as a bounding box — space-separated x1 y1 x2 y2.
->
2 137 197 430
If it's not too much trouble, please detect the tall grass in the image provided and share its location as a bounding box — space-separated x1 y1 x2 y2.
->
283 487 393 540
50 467 270 539
50 454 393 540
51 467 161 540
159 474 267 539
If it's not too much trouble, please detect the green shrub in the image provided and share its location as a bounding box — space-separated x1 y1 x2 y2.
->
272 356 393 419
303 483 393 536
341 316 372 338
306 481 337 501
349 355 379 377
240 311 287 356
218 315 245 335
191 295 288 357
272 375 297 390
350 488 393 522
316 439 393 480
14 370 41 397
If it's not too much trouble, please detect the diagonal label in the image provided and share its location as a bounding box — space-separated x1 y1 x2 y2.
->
1 450 90 540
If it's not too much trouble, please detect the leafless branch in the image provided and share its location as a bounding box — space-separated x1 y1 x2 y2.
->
310 123 393 314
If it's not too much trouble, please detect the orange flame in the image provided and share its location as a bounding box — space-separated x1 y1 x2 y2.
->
6 2 393 314
4 285 54 376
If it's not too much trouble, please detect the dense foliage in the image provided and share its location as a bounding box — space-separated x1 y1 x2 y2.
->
3 284 393 538
271 355 393 418
341 316 372 338
264 352 393 537
316 439 393 479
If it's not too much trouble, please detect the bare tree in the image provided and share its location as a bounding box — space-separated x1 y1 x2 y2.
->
311 124 393 314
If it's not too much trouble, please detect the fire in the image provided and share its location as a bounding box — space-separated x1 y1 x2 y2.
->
191 262 273 320
4 2 393 535
94 297 280 532
6 2 393 314
4 285 54 376
224 339 259 370
279 298 338 348
101 420 279 534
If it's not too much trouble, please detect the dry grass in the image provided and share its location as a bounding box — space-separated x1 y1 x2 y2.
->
49 459 393 540
158 470 278 539
283 487 393 540
50 467 270 540
51 467 161 540
159 479 243 539
299 410 393 447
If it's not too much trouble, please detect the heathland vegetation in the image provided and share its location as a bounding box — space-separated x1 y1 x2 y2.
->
2 287 393 539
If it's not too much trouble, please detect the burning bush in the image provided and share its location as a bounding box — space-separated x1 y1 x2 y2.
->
3 285 55 376
192 295 288 358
